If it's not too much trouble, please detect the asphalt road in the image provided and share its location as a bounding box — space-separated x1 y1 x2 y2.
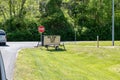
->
0 42 38 80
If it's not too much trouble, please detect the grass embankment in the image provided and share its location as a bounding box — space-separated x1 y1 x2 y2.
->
14 41 120 80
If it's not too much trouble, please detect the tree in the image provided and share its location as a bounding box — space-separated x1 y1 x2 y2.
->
40 0 74 40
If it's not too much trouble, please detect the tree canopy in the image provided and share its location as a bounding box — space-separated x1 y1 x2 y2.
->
0 0 120 41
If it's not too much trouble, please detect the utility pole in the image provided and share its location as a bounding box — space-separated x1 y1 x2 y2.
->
112 0 114 46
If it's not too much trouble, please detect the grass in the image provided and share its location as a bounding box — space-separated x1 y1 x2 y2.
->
14 41 120 80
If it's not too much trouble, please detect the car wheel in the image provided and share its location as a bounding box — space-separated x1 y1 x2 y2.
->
3 43 6 46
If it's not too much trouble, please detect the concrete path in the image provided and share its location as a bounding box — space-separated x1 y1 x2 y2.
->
0 42 37 80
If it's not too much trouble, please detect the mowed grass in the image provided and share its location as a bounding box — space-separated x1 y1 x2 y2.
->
14 41 120 80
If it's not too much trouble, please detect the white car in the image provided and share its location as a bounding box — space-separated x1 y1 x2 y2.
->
0 29 7 46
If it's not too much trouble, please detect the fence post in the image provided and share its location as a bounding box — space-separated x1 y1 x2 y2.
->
97 35 99 48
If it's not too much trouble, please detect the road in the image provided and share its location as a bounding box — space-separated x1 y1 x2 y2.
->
0 42 38 80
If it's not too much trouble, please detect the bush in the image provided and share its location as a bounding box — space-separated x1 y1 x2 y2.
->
4 17 40 41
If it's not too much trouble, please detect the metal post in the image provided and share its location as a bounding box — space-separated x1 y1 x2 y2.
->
41 33 42 46
75 30 76 44
97 35 99 48
37 33 42 47
112 0 114 46
74 27 77 44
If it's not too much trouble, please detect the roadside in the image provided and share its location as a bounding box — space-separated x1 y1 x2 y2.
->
0 42 37 80
14 42 120 80
1 41 120 80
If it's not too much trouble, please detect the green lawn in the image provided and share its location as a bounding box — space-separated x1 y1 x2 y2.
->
14 41 120 80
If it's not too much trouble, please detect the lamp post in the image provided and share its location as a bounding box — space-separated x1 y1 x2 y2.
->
112 0 114 46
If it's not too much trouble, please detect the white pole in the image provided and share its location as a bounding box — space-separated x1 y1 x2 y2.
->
112 0 114 46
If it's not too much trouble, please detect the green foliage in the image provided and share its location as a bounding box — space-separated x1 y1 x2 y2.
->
67 0 117 40
0 0 120 41
40 0 74 41
3 17 39 41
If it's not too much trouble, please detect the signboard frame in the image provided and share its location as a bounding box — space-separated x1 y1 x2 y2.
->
42 35 60 46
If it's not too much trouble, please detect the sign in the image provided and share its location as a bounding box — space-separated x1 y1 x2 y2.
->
43 35 60 45
38 26 45 33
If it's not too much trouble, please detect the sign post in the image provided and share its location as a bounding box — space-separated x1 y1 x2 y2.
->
112 0 114 46
74 27 77 44
37 26 45 46
97 35 99 48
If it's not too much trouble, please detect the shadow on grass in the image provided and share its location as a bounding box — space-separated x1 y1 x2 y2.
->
47 48 67 52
